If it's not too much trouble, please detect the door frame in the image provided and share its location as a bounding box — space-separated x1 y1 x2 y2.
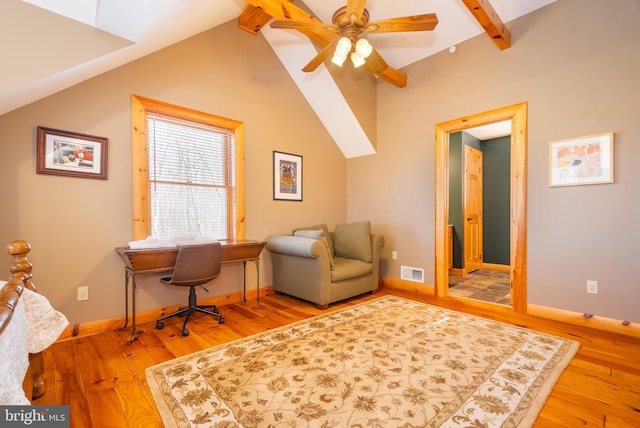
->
435 102 528 313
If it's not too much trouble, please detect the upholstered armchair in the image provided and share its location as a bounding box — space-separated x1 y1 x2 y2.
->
265 221 384 308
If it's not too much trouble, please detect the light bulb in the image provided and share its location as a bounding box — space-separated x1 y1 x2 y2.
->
351 51 365 68
335 37 352 56
355 38 372 58
331 52 347 67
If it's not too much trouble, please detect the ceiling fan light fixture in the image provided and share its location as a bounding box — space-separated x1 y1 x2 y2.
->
331 51 348 67
350 51 366 68
355 38 372 58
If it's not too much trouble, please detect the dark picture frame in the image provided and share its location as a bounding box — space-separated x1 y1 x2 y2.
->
273 151 302 201
36 126 108 180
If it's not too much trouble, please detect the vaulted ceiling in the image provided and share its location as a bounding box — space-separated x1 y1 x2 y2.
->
1 0 555 154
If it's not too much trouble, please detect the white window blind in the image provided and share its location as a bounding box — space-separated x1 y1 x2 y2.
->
146 112 236 240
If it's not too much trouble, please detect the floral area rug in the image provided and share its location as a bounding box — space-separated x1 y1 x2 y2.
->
145 295 579 427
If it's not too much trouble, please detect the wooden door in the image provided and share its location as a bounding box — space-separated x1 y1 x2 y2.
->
464 145 483 272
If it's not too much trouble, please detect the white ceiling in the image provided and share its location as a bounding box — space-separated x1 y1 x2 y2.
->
465 121 512 140
2 0 555 122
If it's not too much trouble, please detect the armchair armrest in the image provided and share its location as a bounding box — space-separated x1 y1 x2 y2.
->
265 235 328 259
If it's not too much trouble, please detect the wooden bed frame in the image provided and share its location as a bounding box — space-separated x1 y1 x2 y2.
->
0 240 46 401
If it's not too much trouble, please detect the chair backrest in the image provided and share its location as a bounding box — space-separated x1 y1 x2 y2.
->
165 243 222 287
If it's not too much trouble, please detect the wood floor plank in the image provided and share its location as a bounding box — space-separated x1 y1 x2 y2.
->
538 394 606 426
88 332 164 427
32 291 640 427
49 340 93 428
556 365 640 412
72 337 130 427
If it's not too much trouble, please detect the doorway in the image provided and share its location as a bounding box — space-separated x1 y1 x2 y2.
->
435 102 528 313
449 128 510 305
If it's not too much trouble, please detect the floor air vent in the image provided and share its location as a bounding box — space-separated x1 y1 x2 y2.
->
400 266 425 283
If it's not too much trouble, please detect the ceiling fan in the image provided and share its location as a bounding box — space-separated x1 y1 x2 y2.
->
240 0 438 87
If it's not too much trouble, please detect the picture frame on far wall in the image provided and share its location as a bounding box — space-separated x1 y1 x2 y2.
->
273 151 302 201
36 126 108 180
549 132 614 187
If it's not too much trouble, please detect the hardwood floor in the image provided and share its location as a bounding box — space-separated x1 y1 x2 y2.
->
33 289 640 427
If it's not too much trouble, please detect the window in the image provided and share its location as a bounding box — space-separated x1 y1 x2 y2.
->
131 95 245 241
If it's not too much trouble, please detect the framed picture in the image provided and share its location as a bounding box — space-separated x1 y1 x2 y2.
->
549 132 614 187
37 126 108 180
273 151 302 201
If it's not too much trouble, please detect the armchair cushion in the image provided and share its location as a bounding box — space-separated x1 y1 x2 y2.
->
333 221 372 263
331 257 373 282
293 229 334 268
293 223 334 256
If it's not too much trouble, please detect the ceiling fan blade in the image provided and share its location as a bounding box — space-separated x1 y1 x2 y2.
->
364 47 389 74
374 66 408 88
270 20 337 33
346 0 368 22
365 48 407 88
302 38 340 72
366 13 438 33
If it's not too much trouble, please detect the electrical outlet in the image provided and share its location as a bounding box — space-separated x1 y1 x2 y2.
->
586 280 598 294
391 251 398 260
77 286 89 301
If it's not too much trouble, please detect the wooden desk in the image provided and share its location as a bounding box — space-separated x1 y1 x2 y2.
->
115 239 265 344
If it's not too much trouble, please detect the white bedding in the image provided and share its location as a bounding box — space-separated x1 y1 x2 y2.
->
0 281 69 405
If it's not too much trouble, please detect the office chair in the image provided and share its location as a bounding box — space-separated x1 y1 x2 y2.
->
155 242 224 336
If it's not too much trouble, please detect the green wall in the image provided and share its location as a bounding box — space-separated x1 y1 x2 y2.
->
448 132 509 270
482 136 510 265
448 132 463 269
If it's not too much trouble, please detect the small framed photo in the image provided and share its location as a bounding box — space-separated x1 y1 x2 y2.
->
549 132 614 187
273 151 302 201
37 126 108 180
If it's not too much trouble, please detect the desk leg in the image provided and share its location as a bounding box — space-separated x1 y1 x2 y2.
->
127 274 138 344
242 261 247 302
122 270 130 329
250 259 264 309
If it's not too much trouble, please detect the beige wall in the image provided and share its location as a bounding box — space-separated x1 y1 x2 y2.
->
2 0 639 326
0 20 347 324
350 0 640 322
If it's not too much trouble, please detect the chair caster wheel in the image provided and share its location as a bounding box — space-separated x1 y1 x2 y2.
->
182 328 189 336
218 317 225 324
156 321 164 330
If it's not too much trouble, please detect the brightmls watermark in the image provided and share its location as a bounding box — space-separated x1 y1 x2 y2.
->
1 406 69 427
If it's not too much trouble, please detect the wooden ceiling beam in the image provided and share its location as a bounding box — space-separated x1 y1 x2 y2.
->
460 0 511 50
238 5 273 35
243 0 331 45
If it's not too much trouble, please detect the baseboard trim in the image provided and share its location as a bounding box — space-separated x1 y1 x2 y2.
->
481 263 510 272
382 277 435 296
57 286 274 342
448 268 464 276
381 277 638 339
59 282 639 341
526 303 639 339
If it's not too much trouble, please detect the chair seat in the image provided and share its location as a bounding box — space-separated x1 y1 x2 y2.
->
330 257 373 282
154 243 224 336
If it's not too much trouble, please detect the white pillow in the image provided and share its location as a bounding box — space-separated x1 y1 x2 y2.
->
293 229 324 239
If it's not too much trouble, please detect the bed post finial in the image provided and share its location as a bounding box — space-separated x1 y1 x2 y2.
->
7 240 36 292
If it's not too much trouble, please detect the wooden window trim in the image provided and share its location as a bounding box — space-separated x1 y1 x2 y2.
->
130 95 245 240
